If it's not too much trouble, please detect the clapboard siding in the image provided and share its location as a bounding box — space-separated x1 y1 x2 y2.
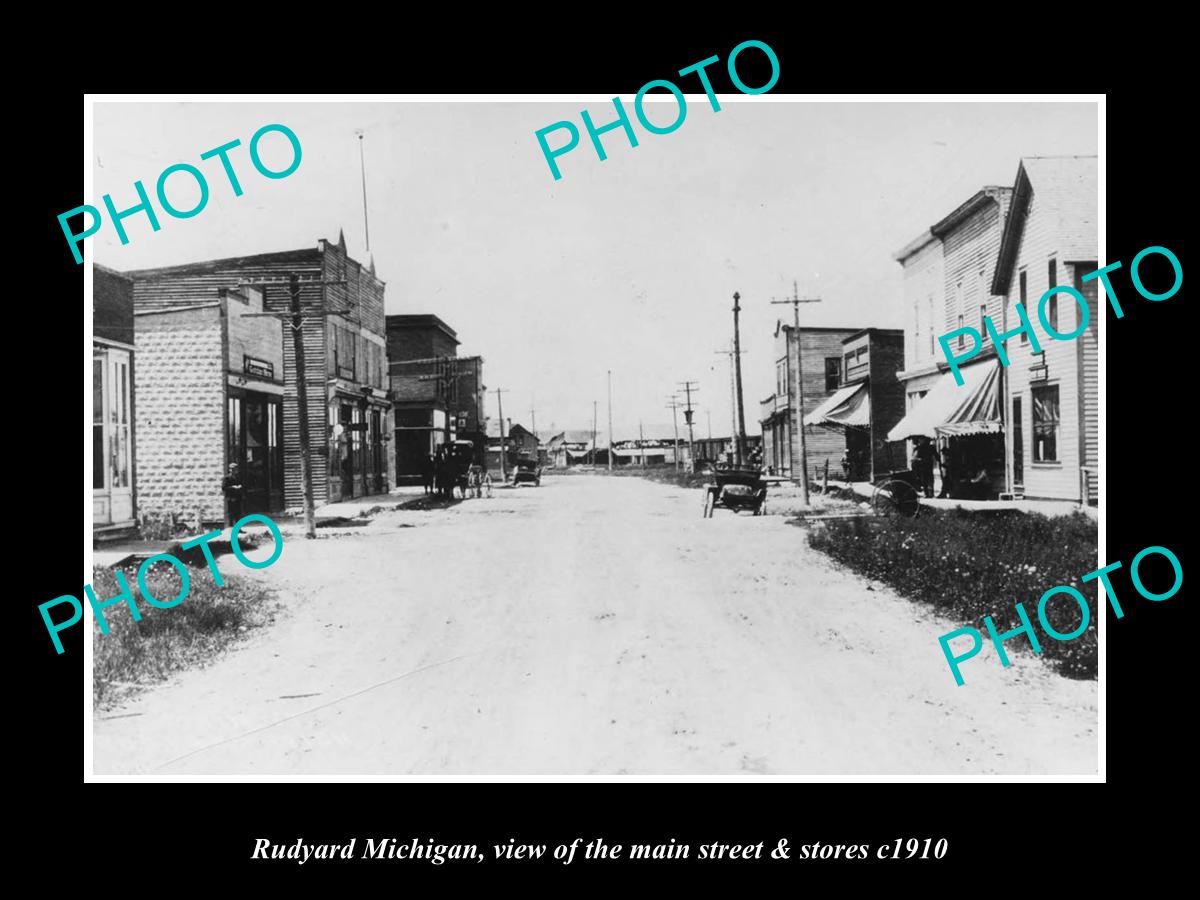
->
1075 262 1099 503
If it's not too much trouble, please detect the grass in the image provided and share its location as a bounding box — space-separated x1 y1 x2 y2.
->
805 508 1098 679
92 560 282 711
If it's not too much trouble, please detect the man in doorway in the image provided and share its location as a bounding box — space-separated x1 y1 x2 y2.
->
222 463 244 527
912 437 937 498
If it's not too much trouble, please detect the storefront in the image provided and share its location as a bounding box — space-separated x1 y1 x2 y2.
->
227 387 283 514
887 358 1004 500
331 389 391 500
93 343 134 527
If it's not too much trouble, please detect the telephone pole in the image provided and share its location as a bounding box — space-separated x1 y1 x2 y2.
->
714 343 745 463
495 388 508 482
592 400 598 466
678 381 698 472
240 273 350 540
732 292 748 465
607 370 614 473
771 281 822 505
639 420 647 467
666 396 682 472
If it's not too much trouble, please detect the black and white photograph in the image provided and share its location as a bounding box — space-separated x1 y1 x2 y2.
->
84 95 1101 779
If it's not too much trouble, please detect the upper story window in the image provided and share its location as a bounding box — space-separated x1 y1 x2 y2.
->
1018 270 1029 343
1047 258 1059 332
927 295 934 356
824 357 840 392
776 358 787 397
957 315 965 349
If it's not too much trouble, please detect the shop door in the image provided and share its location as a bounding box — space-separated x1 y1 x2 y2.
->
338 404 356 498
242 396 280 513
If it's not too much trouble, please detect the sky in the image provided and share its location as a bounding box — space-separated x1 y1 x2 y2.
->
92 99 1097 440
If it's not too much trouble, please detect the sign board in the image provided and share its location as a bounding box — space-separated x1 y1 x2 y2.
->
1029 365 1049 382
244 356 274 379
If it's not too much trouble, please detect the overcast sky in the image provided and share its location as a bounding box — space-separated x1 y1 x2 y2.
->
93 100 1097 439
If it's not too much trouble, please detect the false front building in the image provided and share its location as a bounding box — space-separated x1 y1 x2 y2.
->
127 232 392 512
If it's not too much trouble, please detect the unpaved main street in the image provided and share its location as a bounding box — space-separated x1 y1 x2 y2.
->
93 476 1097 776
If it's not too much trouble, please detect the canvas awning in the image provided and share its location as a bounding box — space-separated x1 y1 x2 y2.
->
887 358 1002 441
803 382 870 429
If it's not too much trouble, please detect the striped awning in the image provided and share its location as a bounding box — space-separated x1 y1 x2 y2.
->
803 381 870 429
887 358 1002 441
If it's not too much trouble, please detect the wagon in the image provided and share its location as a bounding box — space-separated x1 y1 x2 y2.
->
702 466 767 518
869 468 922 518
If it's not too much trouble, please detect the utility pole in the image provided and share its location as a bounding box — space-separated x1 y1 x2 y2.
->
607 370 614 473
706 409 712 440
592 400 598 466
241 273 350 540
772 281 823 506
495 388 508 482
665 397 682 472
714 343 745 463
639 420 647 467
678 381 699 472
732 292 748 466
289 275 316 538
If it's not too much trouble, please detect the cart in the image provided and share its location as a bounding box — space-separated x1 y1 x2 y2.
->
869 468 922 518
702 466 767 518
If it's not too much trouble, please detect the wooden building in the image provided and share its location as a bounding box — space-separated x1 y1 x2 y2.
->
992 156 1098 503
889 187 1012 499
126 232 391 508
387 314 486 484
803 328 907 481
93 264 137 539
760 324 860 480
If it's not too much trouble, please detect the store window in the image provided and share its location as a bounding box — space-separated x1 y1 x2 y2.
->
1032 385 1059 462
93 357 104 489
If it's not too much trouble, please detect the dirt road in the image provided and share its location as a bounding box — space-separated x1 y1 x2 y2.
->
93 476 1097 776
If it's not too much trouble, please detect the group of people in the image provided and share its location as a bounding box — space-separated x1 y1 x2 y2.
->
910 436 992 500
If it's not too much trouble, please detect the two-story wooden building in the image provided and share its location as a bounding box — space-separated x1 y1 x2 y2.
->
803 328 906 481
127 231 392 509
889 187 1012 499
992 156 1098 503
759 324 861 479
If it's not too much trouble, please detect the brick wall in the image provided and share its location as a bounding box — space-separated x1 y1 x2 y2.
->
134 308 226 522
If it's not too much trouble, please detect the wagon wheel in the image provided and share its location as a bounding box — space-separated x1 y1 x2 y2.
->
872 478 921 518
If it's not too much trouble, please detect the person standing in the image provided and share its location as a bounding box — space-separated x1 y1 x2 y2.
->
222 462 244 527
912 437 936 498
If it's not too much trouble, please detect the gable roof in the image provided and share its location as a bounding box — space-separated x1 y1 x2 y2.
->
992 156 1098 295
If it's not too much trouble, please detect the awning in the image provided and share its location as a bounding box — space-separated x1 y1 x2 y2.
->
803 382 870 429
887 358 1002 441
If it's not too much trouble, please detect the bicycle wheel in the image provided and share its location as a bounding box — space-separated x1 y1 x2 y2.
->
872 479 921 518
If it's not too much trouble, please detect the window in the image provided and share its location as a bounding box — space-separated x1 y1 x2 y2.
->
93 357 104 489
979 304 987 334
1032 385 1059 462
1047 258 1059 333
776 358 787 396
957 314 964 348
825 357 840 392
927 296 934 356
1018 271 1028 343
